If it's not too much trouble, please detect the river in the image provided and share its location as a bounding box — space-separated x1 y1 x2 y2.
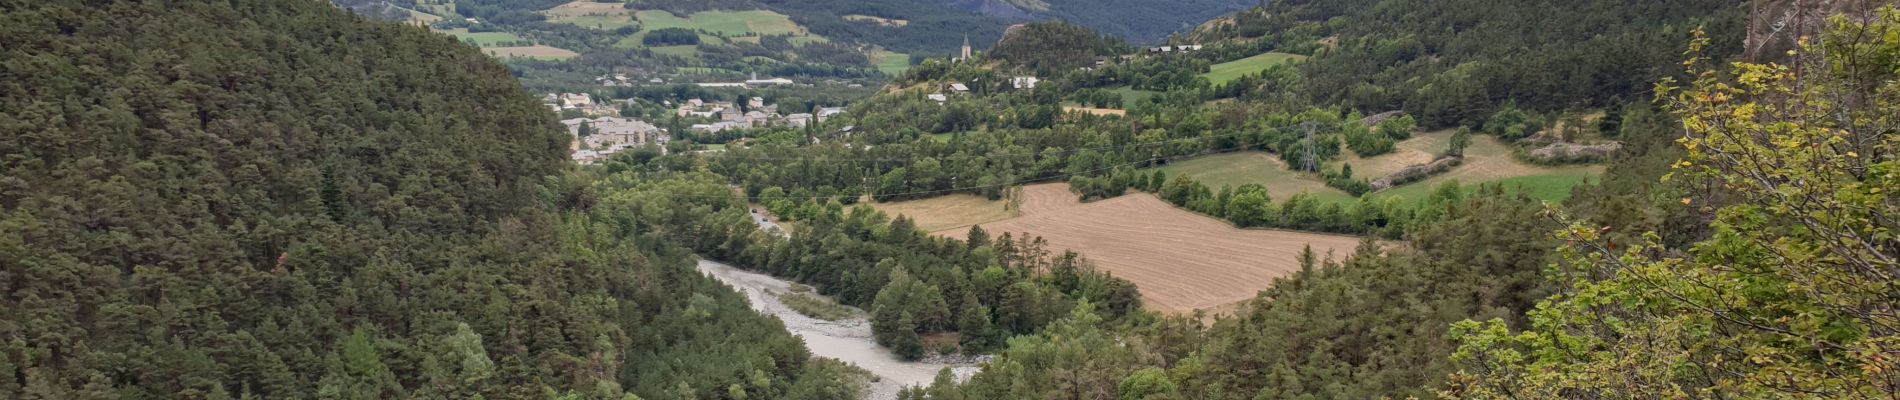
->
695 259 977 399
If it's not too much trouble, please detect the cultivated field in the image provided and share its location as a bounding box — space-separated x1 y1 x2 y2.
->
1013 183 1081 216
649 45 698 58
439 28 524 47
1155 152 1354 204
859 194 1018 233
1201 52 1306 85
483 45 578 60
930 183 1361 314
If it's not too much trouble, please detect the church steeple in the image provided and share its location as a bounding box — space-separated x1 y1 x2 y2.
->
960 34 972 61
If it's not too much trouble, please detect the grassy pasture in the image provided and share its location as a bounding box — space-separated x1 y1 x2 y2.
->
875 51 912 75
1200 52 1305 85
1370 169 1600 205
1152 152 1356 205
1110 86 1162 108
649 45 698 58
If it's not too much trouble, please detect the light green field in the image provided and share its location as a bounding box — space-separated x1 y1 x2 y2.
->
1368 170 1600 206
650 45 698 58
1110 86 1162 108
1152 152 1356 205
1201 52 1305 85
439 28 524 47
554 14 640 31
635 10 803 36
876 51 911 76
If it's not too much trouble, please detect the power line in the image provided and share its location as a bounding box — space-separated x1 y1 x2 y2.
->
651 156 1174 202
684 127 1283 164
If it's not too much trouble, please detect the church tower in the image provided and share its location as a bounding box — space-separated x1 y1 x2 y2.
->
960 34 972 61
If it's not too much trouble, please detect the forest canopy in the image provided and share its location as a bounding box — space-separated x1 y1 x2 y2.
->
0 1 855 398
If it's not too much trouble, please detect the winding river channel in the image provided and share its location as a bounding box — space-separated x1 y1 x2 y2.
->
695 259 977 399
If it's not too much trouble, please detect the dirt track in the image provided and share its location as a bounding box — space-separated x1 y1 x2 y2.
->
934 184 1362 314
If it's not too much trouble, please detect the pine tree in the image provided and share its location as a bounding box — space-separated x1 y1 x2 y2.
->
891 312 925 360
956 301 995 353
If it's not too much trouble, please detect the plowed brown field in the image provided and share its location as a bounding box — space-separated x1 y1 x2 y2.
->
1015 183 1081 216
933 183 1362 314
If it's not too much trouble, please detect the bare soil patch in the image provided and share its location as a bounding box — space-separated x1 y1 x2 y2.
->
1063 106 1125 116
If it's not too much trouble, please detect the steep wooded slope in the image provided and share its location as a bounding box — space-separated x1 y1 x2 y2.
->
0 1 849 398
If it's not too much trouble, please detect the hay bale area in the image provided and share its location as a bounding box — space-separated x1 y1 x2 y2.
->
1526 142 1622 164
1371 156 1463 191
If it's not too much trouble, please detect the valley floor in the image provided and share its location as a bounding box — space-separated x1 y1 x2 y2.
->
696 261 976 399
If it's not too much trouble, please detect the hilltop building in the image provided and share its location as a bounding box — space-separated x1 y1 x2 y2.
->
955 34 972 62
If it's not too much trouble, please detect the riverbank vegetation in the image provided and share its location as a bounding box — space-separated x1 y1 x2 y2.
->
779 291 859 321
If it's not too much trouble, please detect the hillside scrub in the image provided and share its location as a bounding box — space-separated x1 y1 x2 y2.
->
1450 13 1900 397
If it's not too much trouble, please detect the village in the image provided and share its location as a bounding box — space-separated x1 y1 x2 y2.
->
544 91 847 164
544 38 1200 165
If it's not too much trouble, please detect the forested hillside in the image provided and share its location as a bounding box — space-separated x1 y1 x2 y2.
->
986 22 1132 74
10 0 1895 399
1186 0 1744 127
0 1 856 398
